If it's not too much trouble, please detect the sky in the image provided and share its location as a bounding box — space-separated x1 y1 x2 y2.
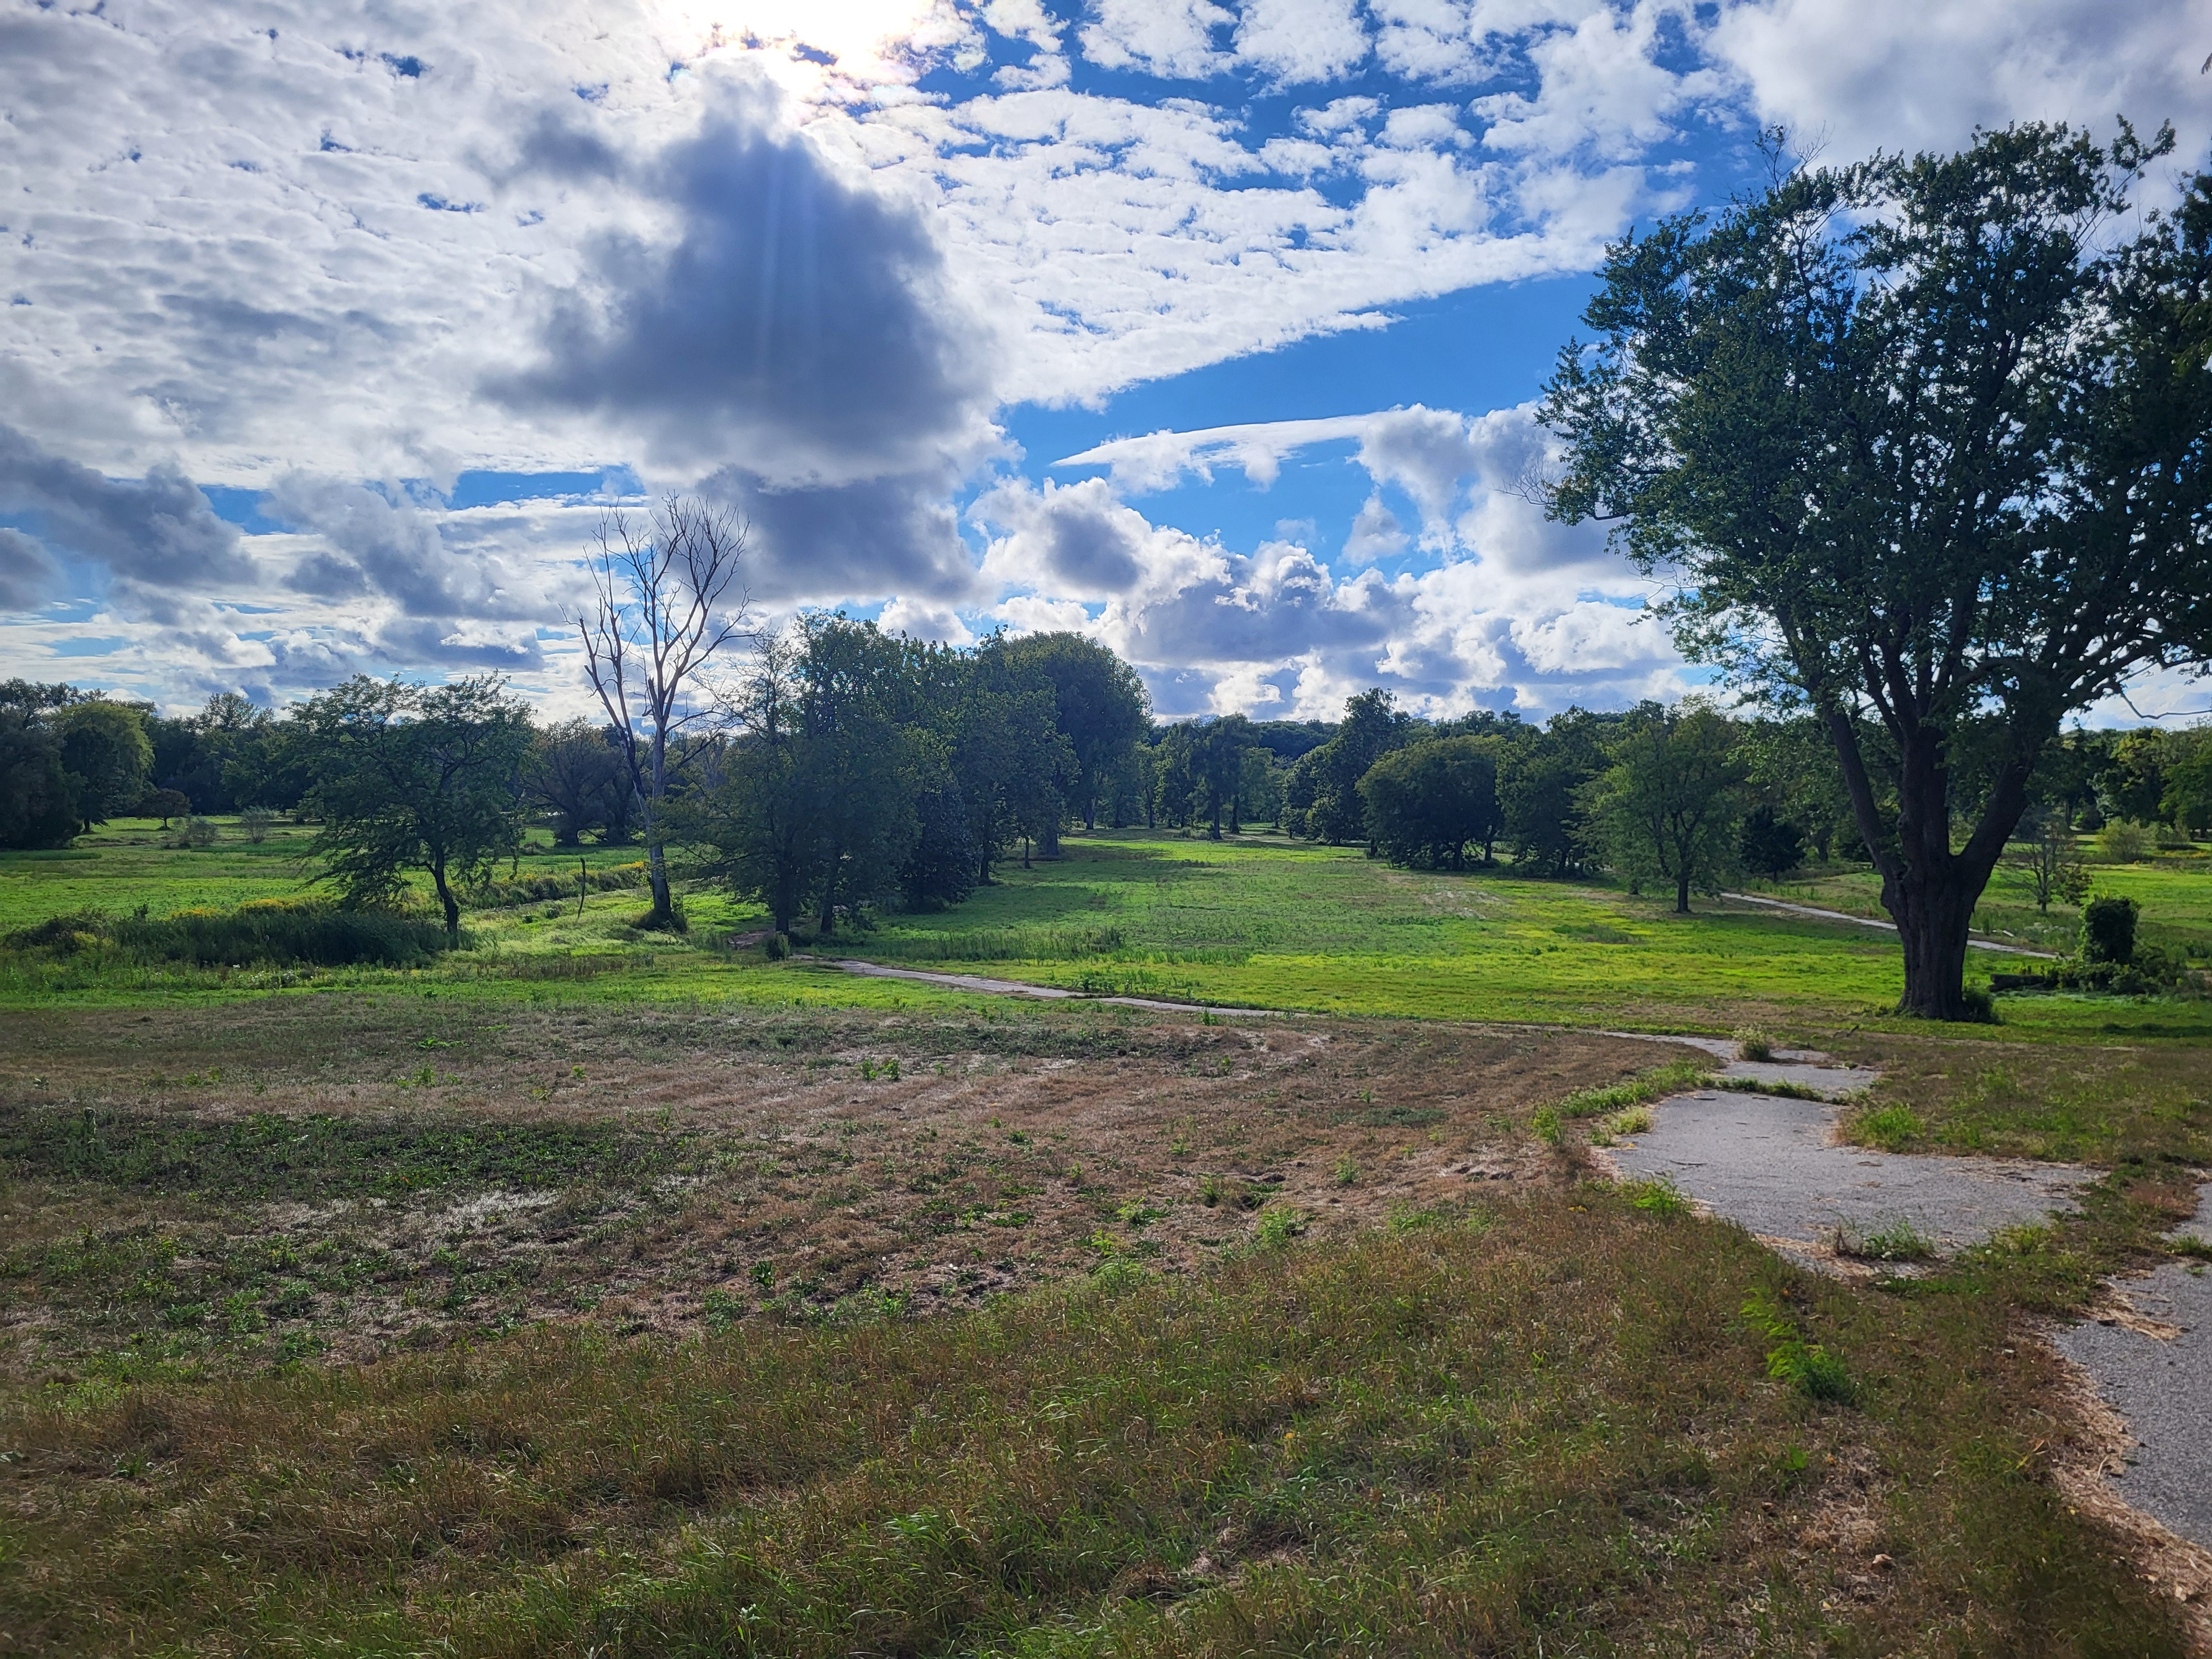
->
2 0 2209 723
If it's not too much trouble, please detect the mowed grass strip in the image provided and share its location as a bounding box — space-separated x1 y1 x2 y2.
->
0 1191 2185 1657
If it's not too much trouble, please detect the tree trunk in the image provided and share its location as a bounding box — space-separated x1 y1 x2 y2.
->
432 860 460 942
1675 870 1691 914
1825 706 2025 1020
1040 818 1061 859
643 732 672 924
1885 862 1981 1019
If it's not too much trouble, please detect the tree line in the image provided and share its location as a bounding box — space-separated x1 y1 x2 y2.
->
1273 686 2208 914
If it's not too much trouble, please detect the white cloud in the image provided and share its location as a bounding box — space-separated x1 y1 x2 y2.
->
1343 493 1411 563
1077 0 1236 79
1710 0 2211 170
1235 0 1371 86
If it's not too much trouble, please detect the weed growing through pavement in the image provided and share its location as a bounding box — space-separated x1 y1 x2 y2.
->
1855 1103 1926 1151
1710 1076 1828 1102
1835 1218 1937 1262
1735 1027 1778 1062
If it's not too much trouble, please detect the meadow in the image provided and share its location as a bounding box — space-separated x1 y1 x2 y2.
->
4 817 2211 1653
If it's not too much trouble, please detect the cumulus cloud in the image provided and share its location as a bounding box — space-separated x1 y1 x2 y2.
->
493 66 1002 487
1710 0 2211 168
1236 0 1371 86
0 528 62 611
978 439 1682 719
0 424 249 594
1078 0 1237 79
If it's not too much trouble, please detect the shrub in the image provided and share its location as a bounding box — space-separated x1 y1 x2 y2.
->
239 805 275 843
1734 1027 1776 1062
4 899 453 968
2081 894 2139 964
763 932 790 961
171 816 219 848
137 788 192 826
2095 819 2151 863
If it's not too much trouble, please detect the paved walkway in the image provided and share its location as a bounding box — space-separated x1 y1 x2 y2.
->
821 957 1277 1016
2054 1190 2212 1552
1601 1081 2086 1260
1721 891 2059 958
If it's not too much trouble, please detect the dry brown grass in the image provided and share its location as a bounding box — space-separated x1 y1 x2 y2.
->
2 1185 2194 1658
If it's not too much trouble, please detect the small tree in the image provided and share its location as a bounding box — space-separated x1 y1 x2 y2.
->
1738 806 1805 879
140 787 192 827
578 495 750 928
525 718 630 847
299 676 534 941
2008 807 2090 912
1587 702 1746 913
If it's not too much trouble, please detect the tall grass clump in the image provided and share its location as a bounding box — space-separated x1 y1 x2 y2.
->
1553 1056 1710 1121
4 899 455 968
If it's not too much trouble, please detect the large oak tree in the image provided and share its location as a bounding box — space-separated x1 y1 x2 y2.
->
1542 123 2212 1018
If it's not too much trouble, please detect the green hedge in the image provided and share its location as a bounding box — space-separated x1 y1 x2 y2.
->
4 899 454 968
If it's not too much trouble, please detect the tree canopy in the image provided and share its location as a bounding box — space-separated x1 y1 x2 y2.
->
299 676 535 941
1542 122 2212 1018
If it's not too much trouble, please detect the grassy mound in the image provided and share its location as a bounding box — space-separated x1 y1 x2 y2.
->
4 899 453 968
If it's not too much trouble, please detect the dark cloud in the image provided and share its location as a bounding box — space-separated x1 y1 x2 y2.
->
0 422 249 591
0 527 61 611
697 468 980 606
490 69 999 484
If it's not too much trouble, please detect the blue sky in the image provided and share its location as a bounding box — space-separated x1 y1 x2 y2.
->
1 0 2205 721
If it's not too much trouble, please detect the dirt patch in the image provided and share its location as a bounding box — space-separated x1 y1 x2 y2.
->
1 1000 1688 1373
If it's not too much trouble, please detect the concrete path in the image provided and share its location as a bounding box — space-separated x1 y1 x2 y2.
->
820 958 1277 1016
1603 1083 2088 1263
2054 1188 2212 1552
1722 891 2059 959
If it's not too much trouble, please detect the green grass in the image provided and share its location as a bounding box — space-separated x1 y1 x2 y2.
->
1747 847 2212 959
846 834 2212 1041
9 827 2212 1044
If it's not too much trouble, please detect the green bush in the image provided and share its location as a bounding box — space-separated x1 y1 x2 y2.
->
2080 894 2139 964
3 899 454 968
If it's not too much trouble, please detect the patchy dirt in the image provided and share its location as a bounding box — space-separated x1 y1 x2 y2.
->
1 1000 1691 1373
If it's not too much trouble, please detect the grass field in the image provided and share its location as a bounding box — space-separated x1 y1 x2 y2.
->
12 822 2212 1043
4 818 2211 1653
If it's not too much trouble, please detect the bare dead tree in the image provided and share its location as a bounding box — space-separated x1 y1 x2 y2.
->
578 494 750 926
